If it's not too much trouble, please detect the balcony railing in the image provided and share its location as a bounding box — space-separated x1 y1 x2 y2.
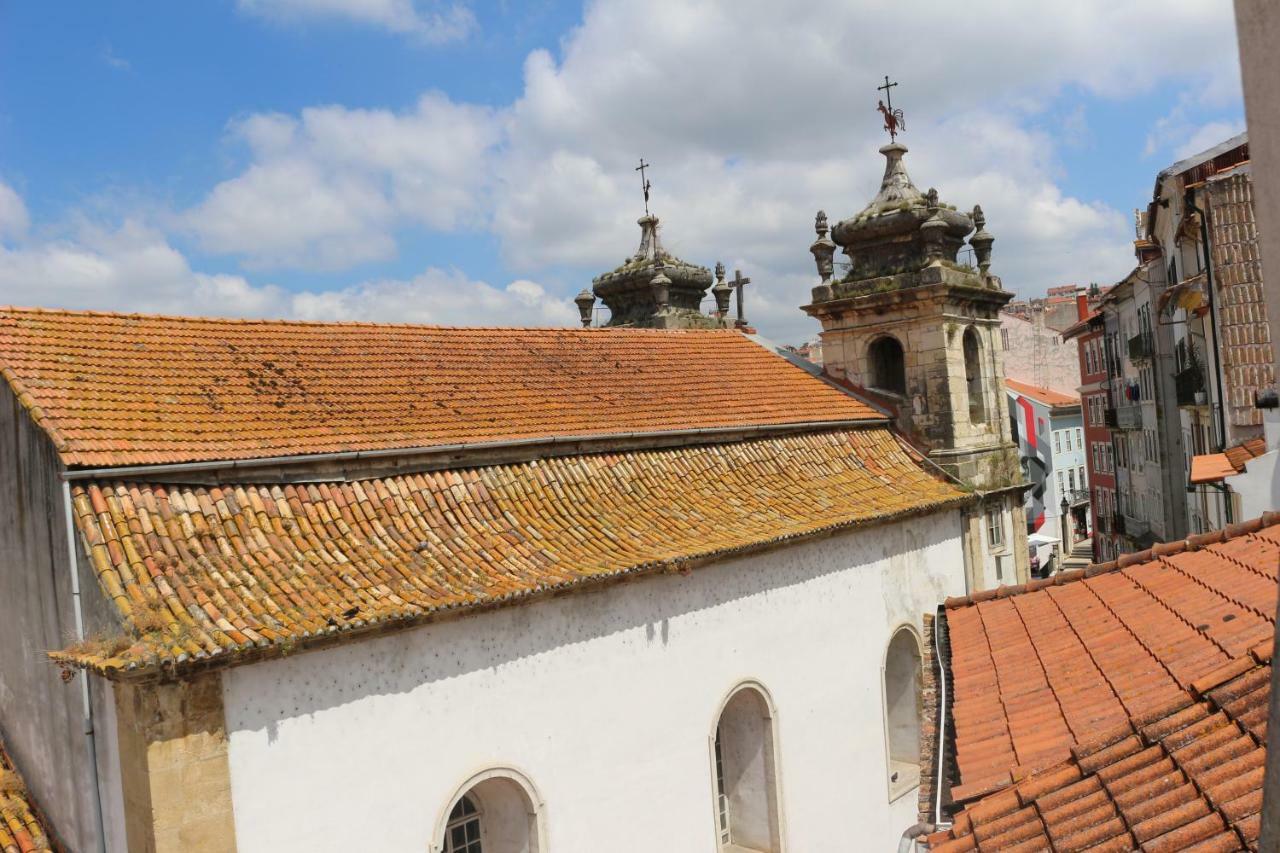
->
1175 366 1206 407
1104 407 1118 428
1128 333 1153 361
1064 489 1090 507
1123 515 1151 539
1113 405 1142 430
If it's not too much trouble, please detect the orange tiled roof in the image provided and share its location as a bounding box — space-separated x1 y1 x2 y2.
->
1 737 54 853
928 517 1280 851
54 428 967 677
927 653 1270 851
0 307 880 468
1191 438 1267 484
1004 378 1080 409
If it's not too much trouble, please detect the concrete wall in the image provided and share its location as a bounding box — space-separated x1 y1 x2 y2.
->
219 511 967 853
0 379 115 851
1000 312 1080 394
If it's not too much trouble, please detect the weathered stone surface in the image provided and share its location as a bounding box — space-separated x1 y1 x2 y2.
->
115 675 236 852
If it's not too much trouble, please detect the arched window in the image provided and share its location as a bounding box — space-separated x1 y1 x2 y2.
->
445 796 483 853
437 771 542 853
963 327 987 424
884 627 923 800
868 335 907 396
712 684 783 852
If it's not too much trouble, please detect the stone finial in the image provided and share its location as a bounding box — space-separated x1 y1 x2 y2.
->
650 262 671 310
574 288 596 327
921 213 947 264
809 209 837 300
711 262 732 317
925 187 939 212
969 204 994 279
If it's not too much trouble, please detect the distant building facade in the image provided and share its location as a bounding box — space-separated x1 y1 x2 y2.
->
1062 299 1119 562
1005 379 1086 569
1000 308 1081 393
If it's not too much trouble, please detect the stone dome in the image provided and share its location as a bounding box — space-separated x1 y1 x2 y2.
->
831 143 976 282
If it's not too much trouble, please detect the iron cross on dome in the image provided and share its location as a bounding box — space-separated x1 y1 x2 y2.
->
635 158 652 215
877 75 906 142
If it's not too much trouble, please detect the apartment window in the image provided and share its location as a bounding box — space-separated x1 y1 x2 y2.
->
1056 470 1064 495
1054 431 1061 453
1068 469 1077 491
1077 466 1086 489
1076 427 1083 448
987 510 1004 548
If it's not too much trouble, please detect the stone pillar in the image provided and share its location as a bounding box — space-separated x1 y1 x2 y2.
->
114 674 237 852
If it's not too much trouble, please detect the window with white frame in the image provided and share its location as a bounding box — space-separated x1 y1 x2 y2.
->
987 510 1004 548
714 686 782 850
1076 427 1083 448
1054 431 1061 453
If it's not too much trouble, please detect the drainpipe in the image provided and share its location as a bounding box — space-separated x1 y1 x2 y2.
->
61 482 107 853
897 822 935 852
1182 185 1233 525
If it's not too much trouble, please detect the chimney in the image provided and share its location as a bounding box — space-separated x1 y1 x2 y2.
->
1076 293 1089 321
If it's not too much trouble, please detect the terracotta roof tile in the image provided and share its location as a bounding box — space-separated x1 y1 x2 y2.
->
1004 378 1080 408
0 737 54 852
0 307 880 468
52 428 965 676
1192 438 1268 484
931 519 1280 851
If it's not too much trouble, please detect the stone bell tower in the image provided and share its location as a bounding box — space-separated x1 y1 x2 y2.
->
803 142 1029 588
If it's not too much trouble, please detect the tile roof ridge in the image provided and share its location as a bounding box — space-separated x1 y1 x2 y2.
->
0 304 754 335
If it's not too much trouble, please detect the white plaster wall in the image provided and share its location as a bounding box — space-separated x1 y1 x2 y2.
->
220 511 966 853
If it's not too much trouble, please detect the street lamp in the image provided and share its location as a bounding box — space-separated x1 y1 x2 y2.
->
1060 495 1072 556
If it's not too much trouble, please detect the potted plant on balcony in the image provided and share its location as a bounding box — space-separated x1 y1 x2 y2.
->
1188 344 1207 405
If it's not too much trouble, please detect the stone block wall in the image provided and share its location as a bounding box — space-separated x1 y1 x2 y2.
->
115 675 236 852
1207 172 1275 431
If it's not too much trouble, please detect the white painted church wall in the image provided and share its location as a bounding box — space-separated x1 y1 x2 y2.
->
220 510 966 852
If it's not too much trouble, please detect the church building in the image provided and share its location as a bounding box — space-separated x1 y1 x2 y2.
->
0 141 1028 853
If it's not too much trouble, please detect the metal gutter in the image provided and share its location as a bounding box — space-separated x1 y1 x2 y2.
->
933 604 952 828
59 419 890 482
61 481 106 853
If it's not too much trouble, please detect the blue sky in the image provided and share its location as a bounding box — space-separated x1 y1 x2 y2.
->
0 0 1247 343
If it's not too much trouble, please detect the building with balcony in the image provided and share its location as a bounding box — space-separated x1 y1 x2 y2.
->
1005 379 1085 574
1063 294 1119 562
1142 133 1274 533
1096 264 1188 551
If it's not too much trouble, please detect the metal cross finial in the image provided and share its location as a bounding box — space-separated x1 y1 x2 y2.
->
635 158 652 215
876 75 905 142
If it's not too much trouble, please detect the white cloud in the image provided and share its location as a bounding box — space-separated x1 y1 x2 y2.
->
290 269 576 326
0 180 28 241
12 0 1249 344
1173 120 1247 160
237 0 475 43
0 214 569 328
186 93 499 270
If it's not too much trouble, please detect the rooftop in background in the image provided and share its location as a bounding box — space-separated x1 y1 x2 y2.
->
928 515 1280 851
1004 378 1080 410
1191 437 1268 484
0 306 881 469
0 735 54 852
55 428 966 678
